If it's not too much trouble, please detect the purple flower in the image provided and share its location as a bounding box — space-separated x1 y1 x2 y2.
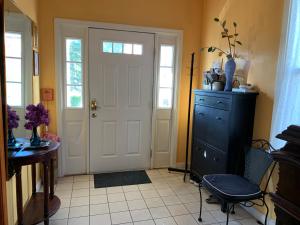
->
7 105 20 130
24 103 50 130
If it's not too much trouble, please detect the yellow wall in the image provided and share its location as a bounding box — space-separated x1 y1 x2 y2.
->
38 0 204 163
5 0 40 224
199 0 284 218
13 0 38 23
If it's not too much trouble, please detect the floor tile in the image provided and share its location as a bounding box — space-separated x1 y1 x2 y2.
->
157 188 175 197
56 183 73 191
138 183 155 191
133 220 155 225
90 195 108 204
90 203 110 216
162 196 181 206
167 204 189 216
107 186 123 194
178 194 198 204
90 188 107 196
50 208 69 220
55 190 72 199
123 185 139 192
173 214 198 225
73 181 89 190
149 206 171 219
192 212 217 225
239 218 259 225
53 170 259 225
152 183 170 190
127 199 147 210
74 175 91 182
48 219 68 225
67 216 89 225
57 176 73 184
111 211 132 224
130 209 152 222
70 196 89 207
141 190 159 199
69 205 89 218
184 202 203 214
144 197 164 208
72 188 89 197
154 217 177 225
210 210 234 223
109 201 128 213
60 198 71 208
125 191 143 201
90 214 111 225
218 221 243 225
108 193 126 202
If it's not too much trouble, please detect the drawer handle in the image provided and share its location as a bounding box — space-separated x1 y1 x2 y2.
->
199 98 205 101
217 100 223 104
198 112 204 116
216 116 222 120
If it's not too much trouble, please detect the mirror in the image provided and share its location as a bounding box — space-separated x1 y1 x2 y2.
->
4 0 33 138
4 0 36 177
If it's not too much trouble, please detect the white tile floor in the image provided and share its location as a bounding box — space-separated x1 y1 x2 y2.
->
40 169 259 225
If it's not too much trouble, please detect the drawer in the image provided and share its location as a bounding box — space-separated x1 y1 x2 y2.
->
193 106 229 151
191 139 227 176
195 94 231 111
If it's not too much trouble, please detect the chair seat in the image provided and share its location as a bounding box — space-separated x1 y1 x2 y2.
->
202 174 262 202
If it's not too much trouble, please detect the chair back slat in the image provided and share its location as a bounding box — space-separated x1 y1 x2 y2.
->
244 147 273 185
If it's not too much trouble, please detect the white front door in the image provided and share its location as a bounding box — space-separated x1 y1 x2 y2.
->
89 28 155 173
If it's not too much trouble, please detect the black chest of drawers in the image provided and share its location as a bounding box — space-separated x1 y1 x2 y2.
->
190 90 258 181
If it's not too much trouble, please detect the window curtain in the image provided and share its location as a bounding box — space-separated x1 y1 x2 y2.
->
270 0 300 149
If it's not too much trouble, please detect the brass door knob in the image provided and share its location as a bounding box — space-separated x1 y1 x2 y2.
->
91 99 97 111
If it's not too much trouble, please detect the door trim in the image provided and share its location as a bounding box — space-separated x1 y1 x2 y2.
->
55 18 183 176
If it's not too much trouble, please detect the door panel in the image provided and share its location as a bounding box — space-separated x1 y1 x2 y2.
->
89 28 154 173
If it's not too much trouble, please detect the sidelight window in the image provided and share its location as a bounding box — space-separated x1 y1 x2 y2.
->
65 38 83 108
158 45 175 108
5 32 23 107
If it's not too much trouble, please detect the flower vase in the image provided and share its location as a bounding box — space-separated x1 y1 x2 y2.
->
8 129 17 146
30 127 41 146
224 55 236 91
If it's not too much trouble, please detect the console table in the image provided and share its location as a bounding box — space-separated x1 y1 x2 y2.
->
8 140 61 225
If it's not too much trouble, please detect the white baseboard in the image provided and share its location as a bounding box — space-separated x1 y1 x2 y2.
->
241 205 276 225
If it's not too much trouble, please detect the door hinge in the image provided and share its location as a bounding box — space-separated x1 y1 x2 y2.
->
150 150 153 158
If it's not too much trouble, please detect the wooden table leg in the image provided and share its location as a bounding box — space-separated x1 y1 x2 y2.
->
43 161 49 225
50 159 54 199
32 163 36 195
15 166 23 225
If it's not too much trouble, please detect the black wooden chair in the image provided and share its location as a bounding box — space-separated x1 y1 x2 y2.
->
198 140 277 225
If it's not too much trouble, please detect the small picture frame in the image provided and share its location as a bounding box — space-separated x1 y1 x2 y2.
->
33 50 39 76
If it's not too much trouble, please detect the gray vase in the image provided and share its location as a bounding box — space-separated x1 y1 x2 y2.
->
224 56 236 91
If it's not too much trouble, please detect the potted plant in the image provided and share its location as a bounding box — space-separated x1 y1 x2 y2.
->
201 18 243 91
24 103 49 146
7 105 20 146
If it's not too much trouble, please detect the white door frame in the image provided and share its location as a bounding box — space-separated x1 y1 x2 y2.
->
55 18 183 176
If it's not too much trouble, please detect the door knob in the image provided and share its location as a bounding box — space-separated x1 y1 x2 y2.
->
91 113 97 118
91 99 97 111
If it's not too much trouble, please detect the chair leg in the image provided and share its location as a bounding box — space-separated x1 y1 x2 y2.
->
226 203 230 225
231 204 235 214
198 183 203 222
264 199 269 225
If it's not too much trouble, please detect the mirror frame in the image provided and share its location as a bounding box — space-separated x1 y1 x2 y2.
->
0 0 9 224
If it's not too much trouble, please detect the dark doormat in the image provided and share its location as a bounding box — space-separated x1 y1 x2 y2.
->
94 170 151 188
